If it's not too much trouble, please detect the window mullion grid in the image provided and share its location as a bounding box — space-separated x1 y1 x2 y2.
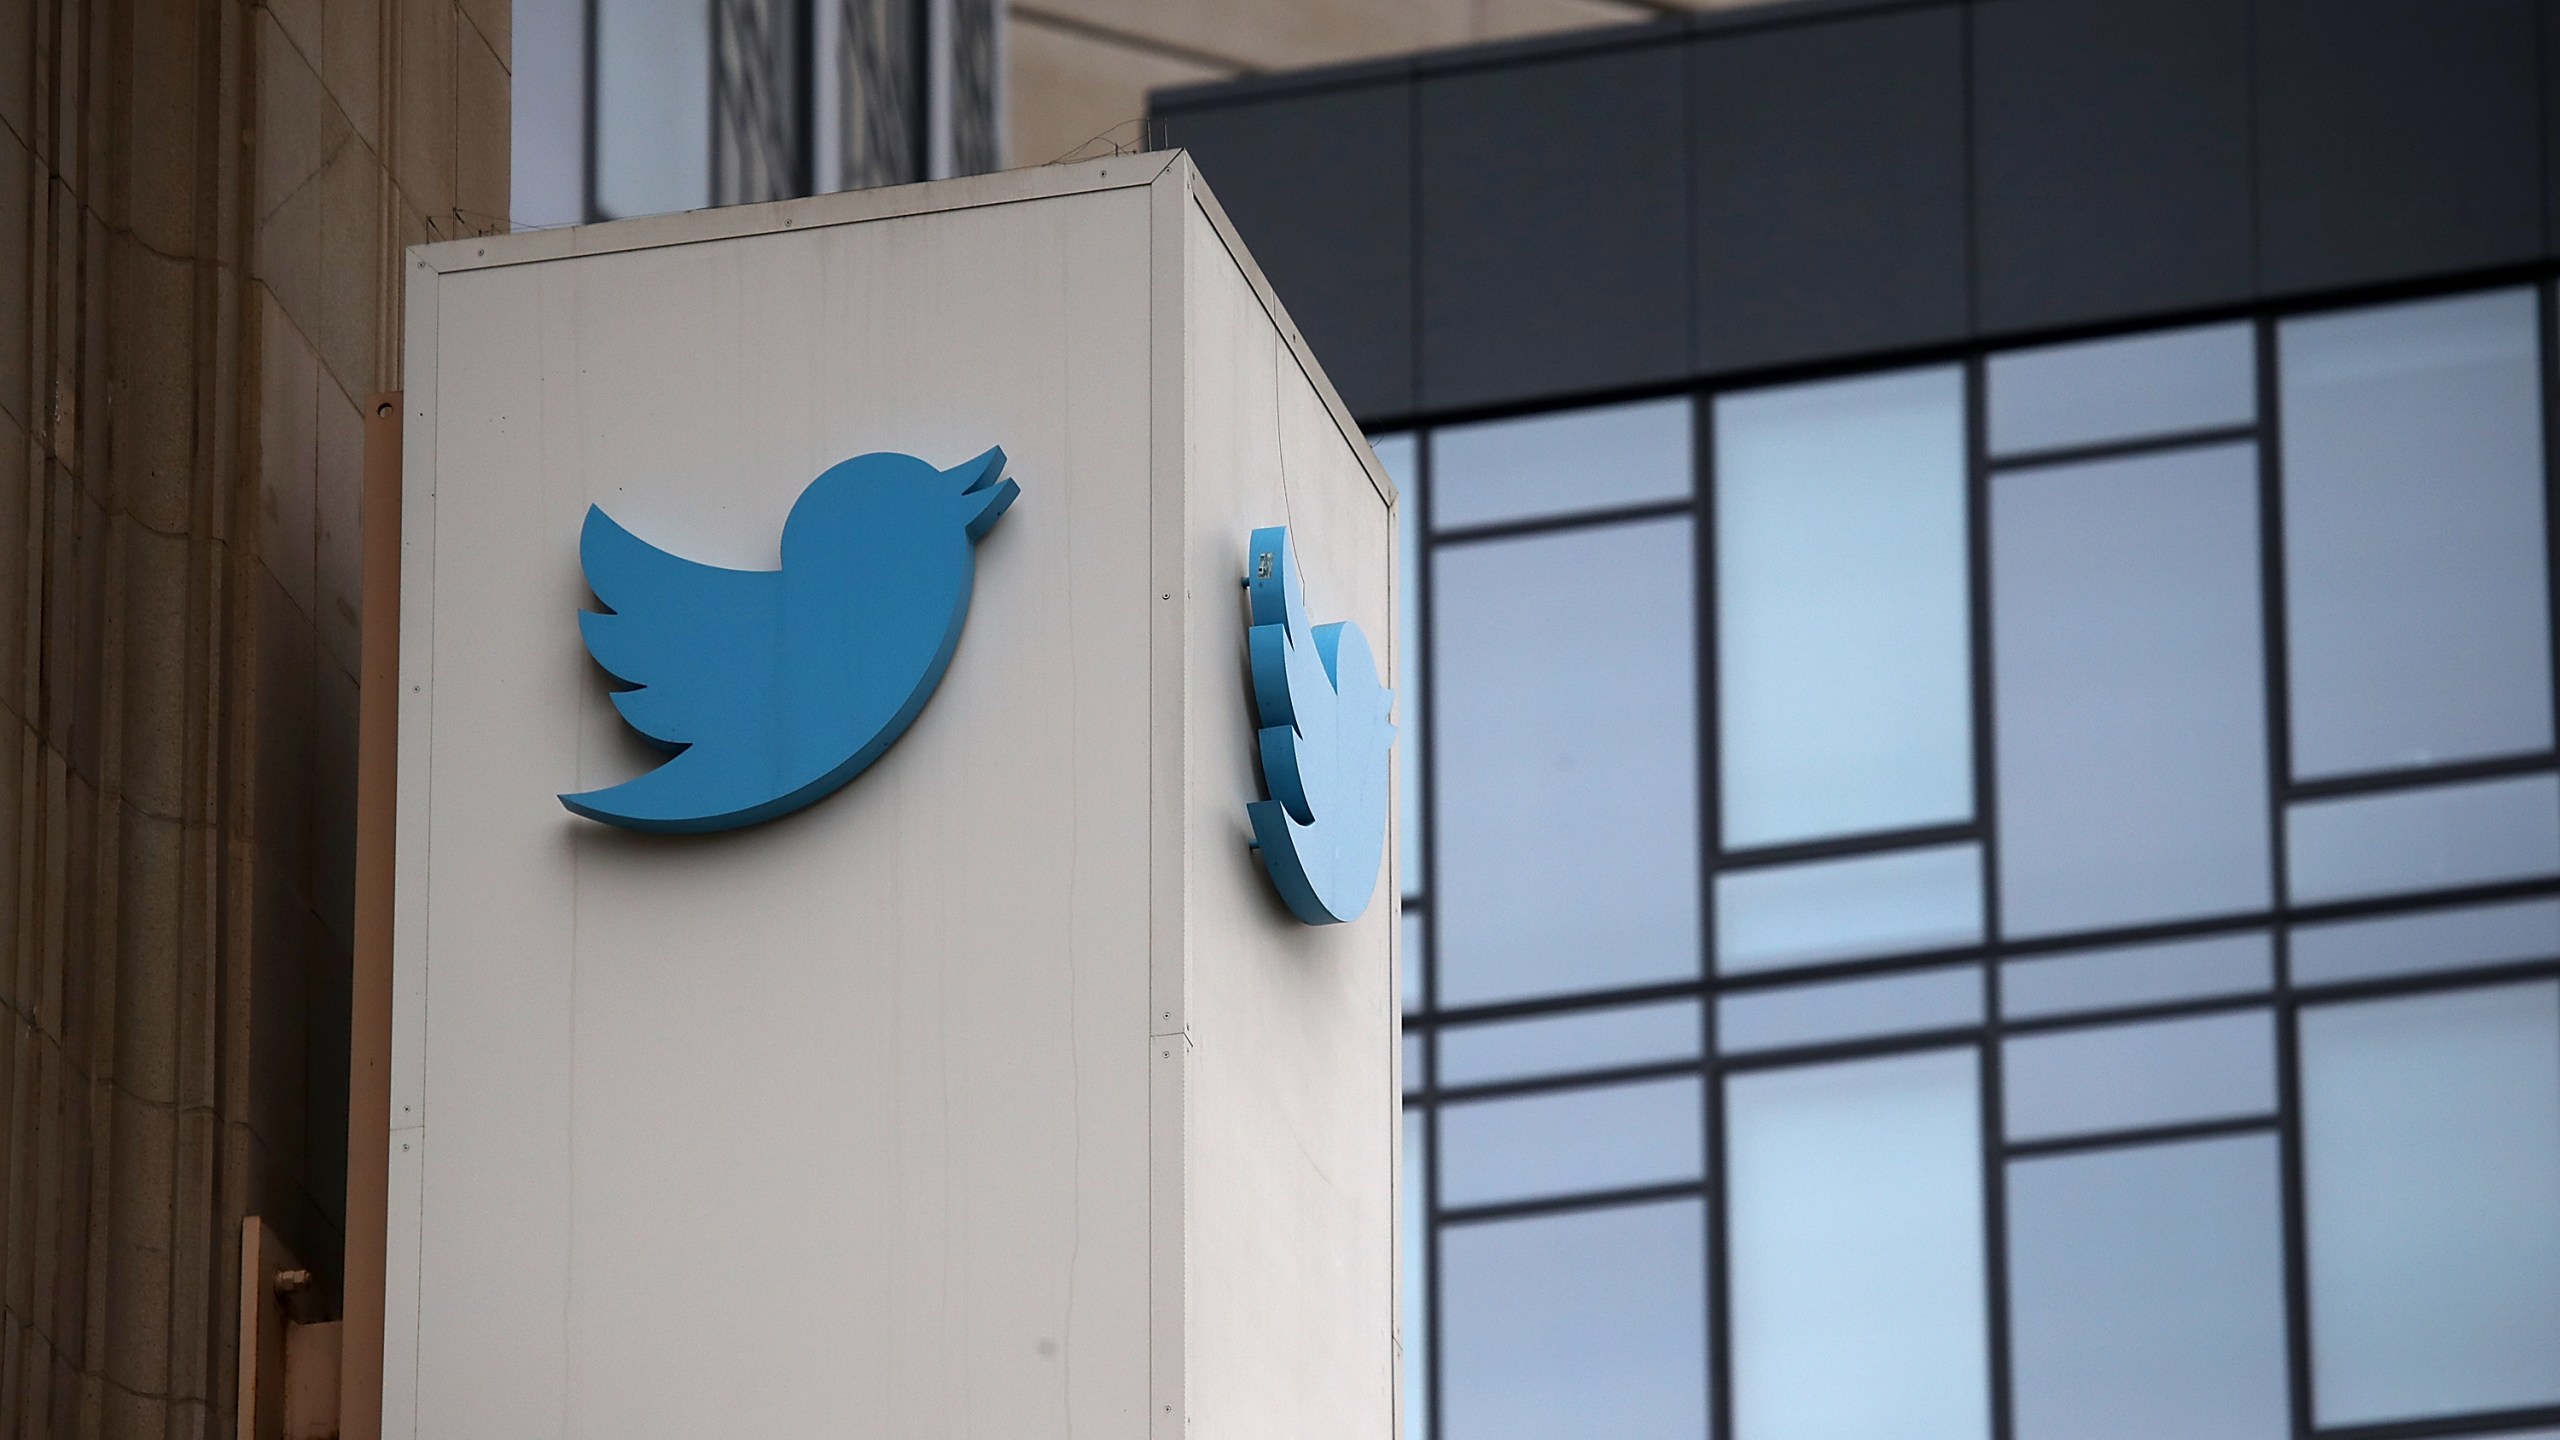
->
1966 354 2018 1440
2256 307 2319 1440
1696 386 1735 1440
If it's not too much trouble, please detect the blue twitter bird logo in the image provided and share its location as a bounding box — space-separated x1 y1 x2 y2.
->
1245 526 1394 925
560 447 1020 834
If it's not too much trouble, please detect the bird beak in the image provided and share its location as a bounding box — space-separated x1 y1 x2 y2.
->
947 446 1019 541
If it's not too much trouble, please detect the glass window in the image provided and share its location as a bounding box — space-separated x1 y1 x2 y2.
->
2292 896 2560 987
2000 931 2273 1021
594 0 711 218
1401 907 1424 1014
2300 982 2560 1424
1725 1049 1990 1440
1440 1199 1708 1440
1715 842 1984 976
1402 1029 1423 1094
1438 1000 1700 1088
1716 964 1982 1055
1372 433 1424 901
1986 321 2255 457
2285 771 2560 906
1404 1107 1429 1438
2001 1010 2277 1144
1428 398 1691 532
1434 519 1700 1005
1992 443 2272 937
1715 367 1973 848
1437 1077 1703 1208
2280 288 2553 779
2006 1135 2290 1440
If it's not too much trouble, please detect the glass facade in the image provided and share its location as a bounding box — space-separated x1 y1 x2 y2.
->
582 0 1000 221
1391 280 2560 1440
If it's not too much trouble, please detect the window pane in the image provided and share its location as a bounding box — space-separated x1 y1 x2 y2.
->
1435 520 1700 1005
1993 443 2272 937
1404 1107 1429 1439
2002 1010 2276 1143
1372 433 1424 900
1441 1200 1708 1440
2006 1135 2290 1440
1716 367 1972 847
1726 1049 1989 1440
594 0 710 218
1999 931 2273 1021
1717 964 1982 1055
2292 896 2560 987
1401 907 1424 1014
1987 321 2255 457
1438 1077 1703 1208
1438 1000 1700 1088
2300 982 2560 1424
1428 398 1691 531
2280 288 2553 778
1716 842 1984 975
2285 772 2560 906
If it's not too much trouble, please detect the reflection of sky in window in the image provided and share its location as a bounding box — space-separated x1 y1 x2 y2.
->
1428 397 1691 531
2301 984 2560 1425
2280 288 2553 778
1432 518 1699 1005
2007 1136 2290 1440
1440 1200 1708 1440
1715 366 1973 849
1725 1049 1990 1440
1991 444 2271 937
593 0 710 217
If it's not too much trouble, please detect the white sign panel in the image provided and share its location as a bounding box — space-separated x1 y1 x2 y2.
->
387 155 1398 1440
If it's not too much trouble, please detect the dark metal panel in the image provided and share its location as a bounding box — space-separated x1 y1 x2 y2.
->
1416 41 1690 412
1160 82 1417 420
2255 0 2542 295
1691 6 1968 377
1972 0 2253 334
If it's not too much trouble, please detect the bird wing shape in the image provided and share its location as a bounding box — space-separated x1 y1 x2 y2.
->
572 504 784 752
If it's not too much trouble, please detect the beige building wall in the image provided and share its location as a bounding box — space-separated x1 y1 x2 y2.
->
1007 0 1770 168
0 0 500 1432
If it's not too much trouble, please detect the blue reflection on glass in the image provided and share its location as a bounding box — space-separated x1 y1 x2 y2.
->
1441 1199 1709 1440
2301 982 2560 1424
1438 1077 1703 1208
1987 321 2255 457
2007 1136 2290 1440
2000 931 2273 1021
2286 772 2560 905
1404 1107 1429 1439
594 0 711 217
1992 443 2271 937
1716 964 1982 1055
1434 519 1700 1005
1726 1049 1990 1440
2002 1010 2277 1143
1715 843 1984 975
1716 367 1972 848
1429 397 1691 531
2292 897 2560 988
1438 1000 1700 1088
2281 288 2554 778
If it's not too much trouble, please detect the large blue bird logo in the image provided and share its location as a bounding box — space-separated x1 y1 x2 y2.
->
1246 526 1394 924
560 447 1019 834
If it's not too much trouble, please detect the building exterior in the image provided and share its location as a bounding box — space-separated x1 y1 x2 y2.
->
1 0 505 1435
1157 3 2560 1439
505 0 1759 227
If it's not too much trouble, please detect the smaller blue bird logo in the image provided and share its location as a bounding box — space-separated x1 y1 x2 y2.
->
561 448 1019 834
1246 526 1394 925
